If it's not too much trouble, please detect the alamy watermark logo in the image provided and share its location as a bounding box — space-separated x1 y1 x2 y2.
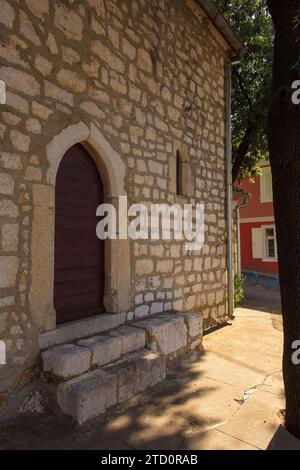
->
291 340 300 365
0 80 6 105
0 340 6 365
291 80 300 104
96 197 205 252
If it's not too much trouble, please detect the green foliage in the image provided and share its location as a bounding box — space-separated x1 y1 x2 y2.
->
234 274 245 307
215 0 274 180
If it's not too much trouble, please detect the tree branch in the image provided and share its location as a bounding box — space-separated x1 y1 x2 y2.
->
233 69 255 113
232 123 256 182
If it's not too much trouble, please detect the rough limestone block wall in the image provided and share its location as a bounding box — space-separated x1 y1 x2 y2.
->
0 0 232 411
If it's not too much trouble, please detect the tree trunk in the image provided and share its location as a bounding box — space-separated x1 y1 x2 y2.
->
232 124 255 183
267 0 300 437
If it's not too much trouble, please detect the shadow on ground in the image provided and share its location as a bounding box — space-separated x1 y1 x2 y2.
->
0 357 226 450
242 280 281 315
2 282 300 450
267 426 300 450
240 281 282 332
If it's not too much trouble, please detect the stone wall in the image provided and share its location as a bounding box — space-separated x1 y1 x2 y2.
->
0 0 232 411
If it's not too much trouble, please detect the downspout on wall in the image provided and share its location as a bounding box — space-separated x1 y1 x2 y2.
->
225 57 242 319
236 192 249 275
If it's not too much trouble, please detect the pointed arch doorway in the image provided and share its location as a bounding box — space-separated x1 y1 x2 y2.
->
54 143 105 325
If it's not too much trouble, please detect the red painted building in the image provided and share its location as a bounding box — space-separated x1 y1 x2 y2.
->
239 163 278 276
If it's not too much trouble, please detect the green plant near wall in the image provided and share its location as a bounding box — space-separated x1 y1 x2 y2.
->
234 274 245 307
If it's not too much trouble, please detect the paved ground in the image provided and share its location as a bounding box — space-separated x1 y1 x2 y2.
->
1 283 300 450
242 280 282 314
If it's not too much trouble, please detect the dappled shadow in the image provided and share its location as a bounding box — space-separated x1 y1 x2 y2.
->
0 354 235 450
0 294 285 451
77 356 242 450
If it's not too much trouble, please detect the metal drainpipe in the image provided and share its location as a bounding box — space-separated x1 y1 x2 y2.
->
236 195 249 276
225 57 240 319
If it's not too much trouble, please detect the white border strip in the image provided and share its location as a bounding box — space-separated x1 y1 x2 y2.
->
240 216 275 224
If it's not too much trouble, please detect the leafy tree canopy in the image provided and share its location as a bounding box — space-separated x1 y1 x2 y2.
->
214 0 274 182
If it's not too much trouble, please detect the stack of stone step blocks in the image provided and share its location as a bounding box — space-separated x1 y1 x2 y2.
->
41 312 203 424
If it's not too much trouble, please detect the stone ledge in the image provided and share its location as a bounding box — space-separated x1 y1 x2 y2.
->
42 325 146 377
133 312 203 357
109 325 146 355
57 349 165 424
57 369 118 424
134 314 188 355
42 344 91 378
107 349 166 404
78 335 122 367
178 312 203 339
39 313 127 350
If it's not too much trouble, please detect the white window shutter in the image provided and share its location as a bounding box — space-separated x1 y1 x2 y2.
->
267 173 273 199
260 167 273 202
252 228 263 259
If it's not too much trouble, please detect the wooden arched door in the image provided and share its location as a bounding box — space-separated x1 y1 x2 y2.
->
54 143 105 324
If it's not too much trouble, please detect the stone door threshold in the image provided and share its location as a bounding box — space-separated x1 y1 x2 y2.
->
39 313 127 350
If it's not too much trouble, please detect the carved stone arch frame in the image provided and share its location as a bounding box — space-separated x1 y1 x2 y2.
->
29 121 131 333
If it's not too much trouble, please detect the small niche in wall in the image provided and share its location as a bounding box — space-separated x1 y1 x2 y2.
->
176 149 183 196
175 147 194 197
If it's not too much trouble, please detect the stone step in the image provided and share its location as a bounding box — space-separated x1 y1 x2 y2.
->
41 312 203 424
57 349 166 424
42 344 91 379
42 326 146 379
133 312 203 358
